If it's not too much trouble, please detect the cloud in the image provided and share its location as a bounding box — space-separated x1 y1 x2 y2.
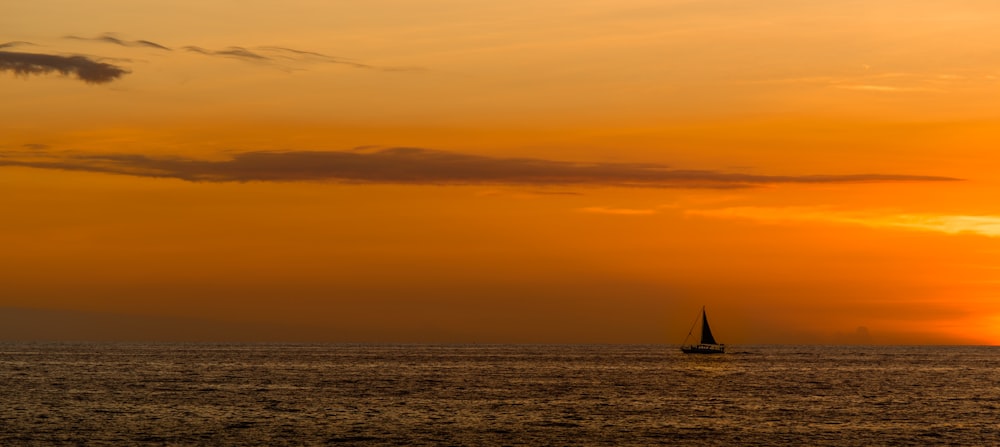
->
579 207 658 216
687 206 1000 238
0 50 129 84
65 33 171 50
836 84 939 93
476 188 582 198
759 71 967 94
62 34 372 68
183 45 268 61
0 147 960 188
259 46 372 69
0 41 34 49
6 34 417 75
183 45 417 71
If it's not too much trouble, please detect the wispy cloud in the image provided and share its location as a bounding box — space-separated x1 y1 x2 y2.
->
688 206 1000 238
64 33 370 67
183 45 267 61
835 84 940 93
65 33 171 51
0 147 960 188
0 50 129 84
579 206 658 216
759 70 970 94
0 41 35 49
182 45 415 71
4 34 419 81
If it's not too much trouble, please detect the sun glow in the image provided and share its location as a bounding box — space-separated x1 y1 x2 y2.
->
689 207 1000 238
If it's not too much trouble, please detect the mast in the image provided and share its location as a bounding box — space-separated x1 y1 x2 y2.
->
681 306 724 354
700 307 718 345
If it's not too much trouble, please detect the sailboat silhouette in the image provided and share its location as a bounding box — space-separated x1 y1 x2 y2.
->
681 306 725 354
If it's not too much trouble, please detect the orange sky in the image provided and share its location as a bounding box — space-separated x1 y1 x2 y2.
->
3 0 1000 344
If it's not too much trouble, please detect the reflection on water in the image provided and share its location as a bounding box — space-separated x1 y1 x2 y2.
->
2 344 998 445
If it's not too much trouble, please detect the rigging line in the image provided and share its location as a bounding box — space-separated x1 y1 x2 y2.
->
680 306 702 346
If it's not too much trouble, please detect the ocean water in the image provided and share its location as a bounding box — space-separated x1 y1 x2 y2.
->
2 343 999 446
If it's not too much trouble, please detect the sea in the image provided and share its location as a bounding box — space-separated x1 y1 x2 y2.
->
2 343 998 446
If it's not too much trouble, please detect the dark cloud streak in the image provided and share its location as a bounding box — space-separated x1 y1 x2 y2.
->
0 147 960 188
65 34 171 50
0 50 129 84
184 44 418 71
20 34 417 73
259 46 376 69
183 46 269 61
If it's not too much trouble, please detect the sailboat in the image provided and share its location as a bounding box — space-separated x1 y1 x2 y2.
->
681 306 725 354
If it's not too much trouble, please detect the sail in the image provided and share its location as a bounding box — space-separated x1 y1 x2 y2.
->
700 309 718 345
681 306 724 354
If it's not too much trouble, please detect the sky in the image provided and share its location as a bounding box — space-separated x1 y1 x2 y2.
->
3 0 1000 344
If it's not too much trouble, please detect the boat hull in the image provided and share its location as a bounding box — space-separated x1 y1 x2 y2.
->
681 344 725 354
